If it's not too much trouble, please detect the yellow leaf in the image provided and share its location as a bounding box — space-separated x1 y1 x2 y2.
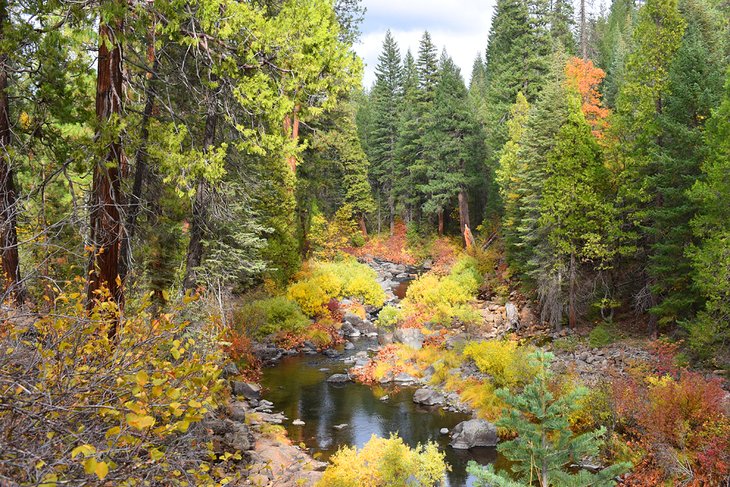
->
95 461 109 480
150 448 165 461
126 413 156 430
83 457 97 475
71 444 96 459
188 399 202 409
135 370 149 387
170 348 181 360
176 420 191 432
105 426 121 438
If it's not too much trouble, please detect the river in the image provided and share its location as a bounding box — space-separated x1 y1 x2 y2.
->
261 336 507 486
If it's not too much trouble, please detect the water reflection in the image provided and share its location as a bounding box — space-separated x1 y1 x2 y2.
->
261 338 504 486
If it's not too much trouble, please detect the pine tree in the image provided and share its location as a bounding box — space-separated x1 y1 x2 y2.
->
687 68 730 363
468 351 631 487
539 91 618 328
416 31 439 100
393 50 421 223
612 0 686 332
368 30 402 233
594 0 636 108
421 54 481 238
550 0 577 53
646 0 727 325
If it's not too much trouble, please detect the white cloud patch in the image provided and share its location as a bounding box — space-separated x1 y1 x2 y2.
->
354 0 498 88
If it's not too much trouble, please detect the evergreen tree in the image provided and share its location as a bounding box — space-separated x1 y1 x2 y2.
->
416 31 439 100
539 91 618 328
468 351 631 487
393 50 421 222
687 68 730 363
421 54 482 238
612 0 685 332
550 0 577 53
593 0 636 107
368 30 402 233
646 0 727 325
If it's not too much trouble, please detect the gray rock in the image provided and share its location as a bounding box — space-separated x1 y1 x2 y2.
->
450 419 498 449
343 312 365 328
333 423 348 430
393 372 418 384
323 348 341 358
505 302 520 329
413 388 447 406
378 332 395 346
292 419 305 426
227 400 249 422
379 395 390 401
354 358 370 367
344 341 355 350
440 428 449 435
326 374 350 383
231 381 261 401
394 327 425 350
221 362 240 378
341 322 361 337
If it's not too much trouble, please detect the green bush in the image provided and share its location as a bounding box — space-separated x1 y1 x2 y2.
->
287 259 386 317
375 305 401 330
588 322 620 348
236 296 310 339
317 433 448 487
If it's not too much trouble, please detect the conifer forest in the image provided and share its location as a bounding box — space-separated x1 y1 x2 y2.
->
0 0 729 485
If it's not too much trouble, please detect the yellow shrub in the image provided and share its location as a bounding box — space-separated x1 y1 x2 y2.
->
317 434 448 487
401 255 481 326
287 259 385 317
459 380 505 422
463 340 537 389
0 288 231 485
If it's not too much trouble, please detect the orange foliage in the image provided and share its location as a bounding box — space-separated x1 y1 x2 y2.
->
222 331 261 382
429 237 459 274
613 342 730 485
350 344 403 385
565 57 610 139
348 221 416 265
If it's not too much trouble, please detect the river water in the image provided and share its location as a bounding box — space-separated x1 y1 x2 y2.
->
261 337 506 486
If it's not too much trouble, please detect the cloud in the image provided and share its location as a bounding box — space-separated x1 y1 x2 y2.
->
354 0 498 88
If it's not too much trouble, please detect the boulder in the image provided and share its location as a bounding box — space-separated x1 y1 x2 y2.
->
505 302 520 329
323 348 341 358
343 312 365 328
393 372 418 385
326 374 350 383
440 428 449 435
252 344 283 364
221 362 240 378
341 322 361 337
378 332 395 346
394 327 425 350
413 388 447 407
344 341 355 350
227 400 249 422
231 381 261 401
450 419 498 449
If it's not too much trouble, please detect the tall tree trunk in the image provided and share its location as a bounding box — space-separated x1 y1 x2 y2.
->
568 253 577 328
437 210 444 236
358 213 367 237
458 188 470 244
284 107 300 174
580 0 587 60
183 89 218 291
87 10 124 332
0 2 24 305
119 32 158 284
388 194 395 236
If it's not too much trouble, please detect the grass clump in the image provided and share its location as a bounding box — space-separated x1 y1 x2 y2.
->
235 296 310 340
588 321 621 348
287 259 385 317
375 305 401 330
317 433 448 487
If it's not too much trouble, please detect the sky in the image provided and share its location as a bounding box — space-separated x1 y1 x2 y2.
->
353 0 499 88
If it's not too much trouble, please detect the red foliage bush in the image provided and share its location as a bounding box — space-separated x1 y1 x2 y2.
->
348 221 416 265
222 331 261 382
613 341 730 485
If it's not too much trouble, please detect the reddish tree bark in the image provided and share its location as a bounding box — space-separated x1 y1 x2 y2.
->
358 213 367 237
458 188 470 246
284 107 300 174
0 2 24 305
437 210 444 236
87 14 125 330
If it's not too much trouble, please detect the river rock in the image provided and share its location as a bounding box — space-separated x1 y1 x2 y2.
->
413 388 447 406
344 312 365 327
394 327 425 350
505 302 520 329
204 418 251 452
440 428 449 435
344 341 355 350
393 372 418 385
341 322 361 337
227 400 249 422
292 419 305 426
231 381 261 401
326 374 350 383
450 419 498 449
253 343 283 364
378 331 395 346
333 423 348 430
323 348 341 358
221 362 240 378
